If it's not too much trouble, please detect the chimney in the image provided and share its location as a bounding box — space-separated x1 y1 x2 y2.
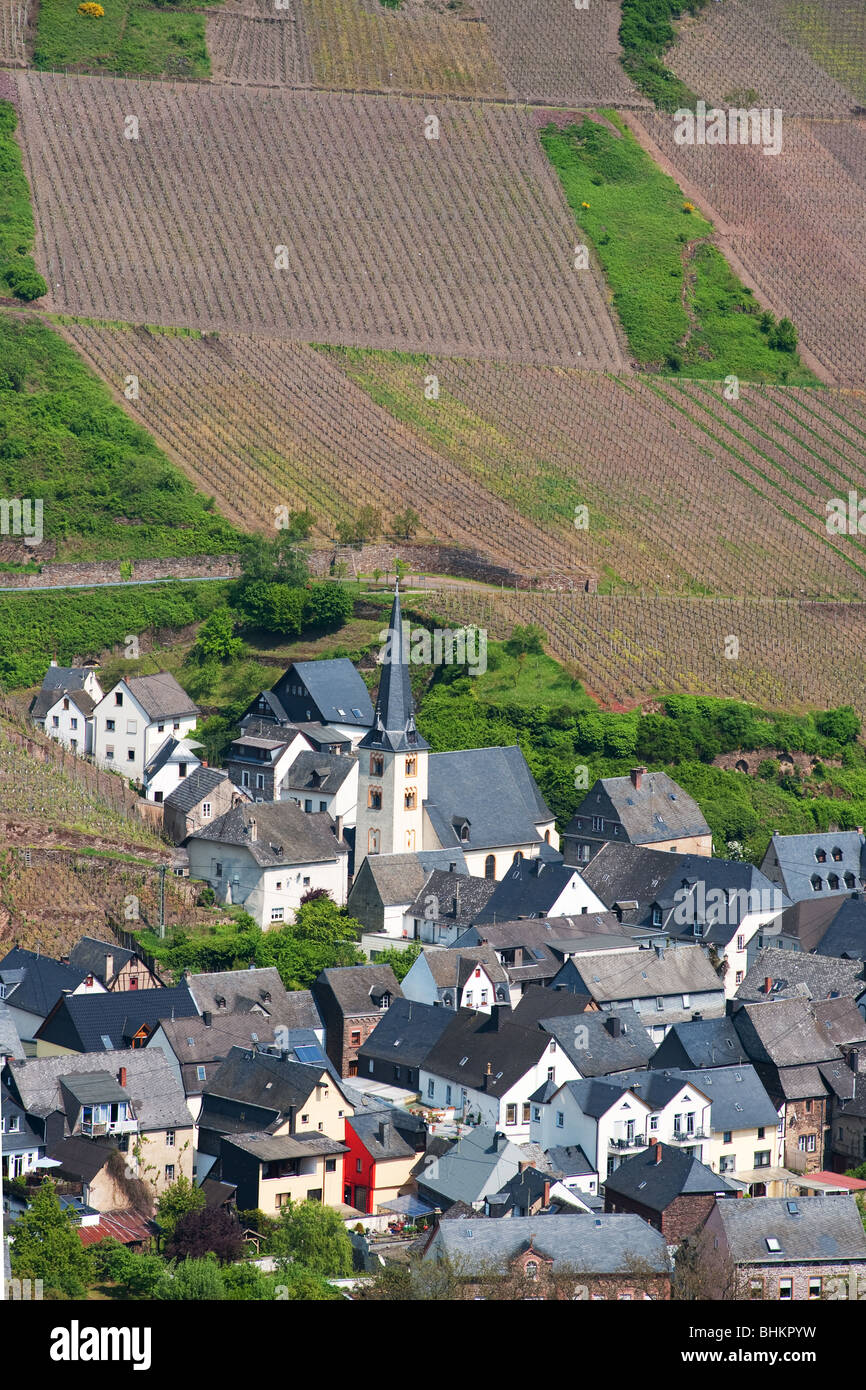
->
542 1179 551 1208
378 1119 389 1147
59 954 70 966
847 1048 866 1074
631 766 647 790
654 1143 662 1164
249 817 257 842
533 859 544 876
449 862 457 873
104 952 113 981
202 1011 212 1027
605 1015 622 1038
486 1061 492 1075
764 977 773 995
49 658 58 667
118 1066 127 1089
692 1011 703 1021
335 814 344 842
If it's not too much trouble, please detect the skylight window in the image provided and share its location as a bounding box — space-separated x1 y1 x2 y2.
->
766 1237 781 1252
459 1056 469 1066
352 708 363 719
100 1035 113 1050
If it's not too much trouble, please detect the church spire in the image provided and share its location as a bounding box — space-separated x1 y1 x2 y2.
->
360 580 429 751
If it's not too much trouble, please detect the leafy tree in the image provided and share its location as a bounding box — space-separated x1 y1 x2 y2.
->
282 508 316 539
504 623 546 658
303 581 353 632
816 706 860 744
270 1200 353 1276
374 941 423 982
337 505 381 544
159 1254 226 1300
9 1178 94 1298
291 895 364 945
236 532 309 589
6 266 47 301
165 1206 245 1264
393 506 421 539
222 1262 274 1300
236 581 305 637
768 317 797 352
190 605 243 663
156 1174 206 1237
275 1264 345 1299
92 1240 168 1298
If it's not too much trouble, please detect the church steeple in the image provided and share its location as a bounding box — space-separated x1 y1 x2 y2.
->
360 581 429 752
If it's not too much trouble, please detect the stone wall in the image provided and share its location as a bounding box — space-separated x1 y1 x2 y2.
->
309 542 595 591
0 553 240 590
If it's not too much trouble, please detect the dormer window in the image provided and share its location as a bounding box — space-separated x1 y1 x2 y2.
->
815 848 826 863
845 872 856 888
832 847 843 862
828 874 840 891
811 875 823 891
652 906 662 927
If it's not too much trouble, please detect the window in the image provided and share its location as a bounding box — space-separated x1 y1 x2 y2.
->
757 1127 765 1140
126 720 137 735
754 1150 771 1167
532 1107 541 1123
404 788 417 810
809 1277 822 1299
805 1100 812 1114
52 715 59 728
828 873 840 890
8 1115 20 1133
576 844 591 862
484 854 496 880
356 1159 363 1173
592 816 604 832
779 1279 792 1300
656 997 665 1011
797 1134 816 1153
737 934 744 951
166 1130 175 1147
256 774 264 790
525 1261 538 1281
547 1068 556 1083
427 1079 435 1099
652 907 662 927
215 862 223 877
271 908 284 923
556 1111 564 1129
242 771 250 787
105 746 115 760
506 1104 518 1126
301 1114 310 1125
158 723 164 733
723 1131 732 1145
173 723 180 731
465 991 473 1007
324 1158 337 1174
370 754 384 776
319 801 327 812
405 755 417 776
306 1189 323 1203
165 1164 175 1181
127 749 135 761
649 1116 658 1132
202 802 211 819
720 1155 735 1173
106 719 115 732
70 718 78 730
350 1030 361 1046
368 828 380 855
811 875 823 891
304 798 313 813
736 971 744 985
115 692 123 706
815 848 827 863
522 1103 531 1124
481 989 489 1006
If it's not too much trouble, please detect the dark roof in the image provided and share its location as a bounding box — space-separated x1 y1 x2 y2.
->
566 771 709 846
737 948 865 1004
144 735 200 780
348 1111 415 1161
475 859 587 923
314 965 402 1016
0 1001 24 1059
427 1213 670 1274
7 1050 192 1130
553 1078 636 1120
425 746 552 853
78 1210 157 1248
202 1045 338 1115
222 1132 347 1161
421 1008 552 1093
815 896 866 960
712 1195 866 1264
671 1065 779 1130
732 999 842 1068
419 946 510 992
30 687 97 719
153 1018 323 1095
41 665 97 692
605 1142 737 1211
0 1092 42 1151
35 984 198 1053
416 1127 525 1206
279 658 374 730
184 968 318 1026
45 1134 119 1184
0 948 91 1019
545 1144 596 1178
68 936 135 984
603 1068 710 1112
163 766 231 814
649 1016 751 1070
123 672 199 721
810 996 866 1047
569 944 723 1006
59 1071 129 1105
540 1007 655 1077
359 585 428 753
280 751 356 795
406 869 497 927
358 997 459 1068
200 1178 237 1209
189 801 347 866
760 831 865 903
349 850 469 911
509 985 592 1030
773 896 855 952
488 1164 553 1215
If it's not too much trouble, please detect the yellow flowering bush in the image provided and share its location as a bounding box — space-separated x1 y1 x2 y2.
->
78 3 104 15
682 201 695 213
581 201 590 209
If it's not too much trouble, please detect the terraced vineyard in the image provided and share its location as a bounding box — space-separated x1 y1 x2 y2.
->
0 0 29 66
16 73 624 368
207 1 314 86
420 588 866 713
634 113 866 387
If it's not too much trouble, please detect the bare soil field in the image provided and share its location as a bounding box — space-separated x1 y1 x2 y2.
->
56 319 866 601
669 0 861 115
0 0 30 65
475 0 649 108
423 588 866 713
633 112 866 387
15 72 625 368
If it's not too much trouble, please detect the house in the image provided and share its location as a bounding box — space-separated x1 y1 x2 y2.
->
0 999 25 1066
670 1065 782 1184
34 983 199 1056
0 947 106 1048
760 829 865 902
509 985 594 1032
29 663 103 751
815 896 866 961
745 895 856 964
561 944 725 1043
736 948 866 1006
76 1209 156 1252
419 1007 581 1141
68 936 162 992
831 1062 866 1171
347 848 469 939
473 857 607 923
186 801 350 926
400 947 511 1014
604 1141 739 1242
41 1134 137 1213
421 1213 671 1299
91 672 200 783
223 729 311 803
414 1126 525 1212
243 659 374 747
184 968 321 1034
342 1110 417 1214
239 710 352 756
311 965 403 1077
456 913 644 1004
563 767 712 865
648 1016 752 1071
3 1050 194 1195
1 1091 44 1178
698 1195 866 1300
357 997 456 1093
534 1005 656 1078
406 867 497 946
163 766 248 845
195 1045 357 1208
142 735 203 804
280 751 359 827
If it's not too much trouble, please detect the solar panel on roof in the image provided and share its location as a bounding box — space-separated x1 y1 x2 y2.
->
295 1045 324 1064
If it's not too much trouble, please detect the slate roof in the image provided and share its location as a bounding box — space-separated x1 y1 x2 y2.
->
566 771 710 847
737 948 865 1004
144 735 202 781
815 897 866 960
280 658 374 730
406 869 497 928
509 985 593 1030
222 1132 347 1161
760 830 866 903
464 912 637 955
185 967 317 1025
124 672 199 721
420 946 510 991
6 1050 192 1130
712 1195 866 1264
416 1127 525 1206
605 1068 710 1113
421 1008 553 1093
41 665 97 692
670 1065 779 1130
773 896 854 953
201 1045 337 1116
0 1092 42 1151
487 1164 553 1215
164 766 233 814
45 1134 120 1184
427 1213 670 1274
351 850 469 909
545 1145 596 1179
280 751 356 795
539 1007 655 1077
358 997 462 1069
315 964 402 1016
0 1000 25 1058
153 1017 322 1095
0 947 92 1019
35 984 198 1053
474 860 588 924
732 999 842 1068
648 1016 751 1070
31 687 98 720
555 1078 646 1120
348 1111 416 1161
425 746 552 853
68 936 135 984
569 944 723 1005
604 1142 737 1211
359 585 427 753
810 996 866 1047
189 801 347 866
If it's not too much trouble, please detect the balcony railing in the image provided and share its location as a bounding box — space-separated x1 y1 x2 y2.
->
672 1129 709 1143
609 1135 648 1151
80 1118 138 1137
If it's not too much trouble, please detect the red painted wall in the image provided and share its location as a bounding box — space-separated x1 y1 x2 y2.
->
343 1120 377 1214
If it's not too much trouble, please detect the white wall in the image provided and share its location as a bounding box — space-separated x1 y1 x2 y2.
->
186 841 348 927
92 681 196 783
42 697 94 755
420 1037 580 1144
144 742 202 804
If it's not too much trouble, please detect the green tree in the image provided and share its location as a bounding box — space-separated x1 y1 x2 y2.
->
159 1254 226 1300
393 506 421 539
291 895 364 945
816 706 860 744
191 605 243 663
374 941 423 982
156 1174 206 1237
302 581 353 632
504 623 546 658
275 1264 344 1299
236 581 305 637
236 532 309 588
9 1179 94 1298
270 1200 353 1276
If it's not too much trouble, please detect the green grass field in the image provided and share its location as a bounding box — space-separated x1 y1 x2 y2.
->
540 114 818 384
0 103 48 303
33 0 212 77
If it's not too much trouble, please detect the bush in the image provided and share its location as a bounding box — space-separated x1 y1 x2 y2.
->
165 1207 244 1264
6 266 47 300
159 1255 225 1300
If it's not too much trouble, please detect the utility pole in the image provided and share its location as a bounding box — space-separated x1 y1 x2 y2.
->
158 863 166 939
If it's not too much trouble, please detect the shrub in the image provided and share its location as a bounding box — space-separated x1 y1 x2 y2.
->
5 266 47 301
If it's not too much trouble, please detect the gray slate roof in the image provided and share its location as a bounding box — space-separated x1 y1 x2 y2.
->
185 968 318 1026
649 1016 751 1070
0 948 93 1019
815 896 866 960
539 1006 655 1077
30 687 97 720
359 586 428 753
164 765 232 814
407 869 497 927
351 849 469 909
68 936 135 983
358 997 457 1069
760 831 866 903
348 1110 415 1161
422 1008 552 1093
604 1142 737 1211
280 658 374 730
570 944 723 1004
124 672 199 721
189 801 347 866
712 1195 866 1264
417 1127 525 1206
6 1050 192 1130
222 1131 347 1161
281 750 356 795
420 946 510 991
733 998 842 1068
0 1000 25 1058
737 948 865 1004
567 771 709 846
545 1144 596 1178
475 859 587 924
426 1213 670 1274
35 983 199 1053
315 964 402 1016
41 665 97 692
670 1065 779 1130
425 746 552 853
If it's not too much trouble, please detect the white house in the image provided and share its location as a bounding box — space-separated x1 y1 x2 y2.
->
142 735 203 804
186 802 350 927
92 673 200 784
401 947 511 1014
280 751 359 826
29 663 104 753
224 729 314 803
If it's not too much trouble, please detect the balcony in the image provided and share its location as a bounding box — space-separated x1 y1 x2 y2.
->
608 1135 648 1152
80 1118 138 1137
672 1129 709 1143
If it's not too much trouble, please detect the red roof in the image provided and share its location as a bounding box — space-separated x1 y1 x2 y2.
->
77 1210 155 1247
807 1171 866 1191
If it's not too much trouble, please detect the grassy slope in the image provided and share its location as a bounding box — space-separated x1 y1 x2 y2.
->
33 0 212 77
0 102 47 301
540 115 817 383
0 313 241 562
